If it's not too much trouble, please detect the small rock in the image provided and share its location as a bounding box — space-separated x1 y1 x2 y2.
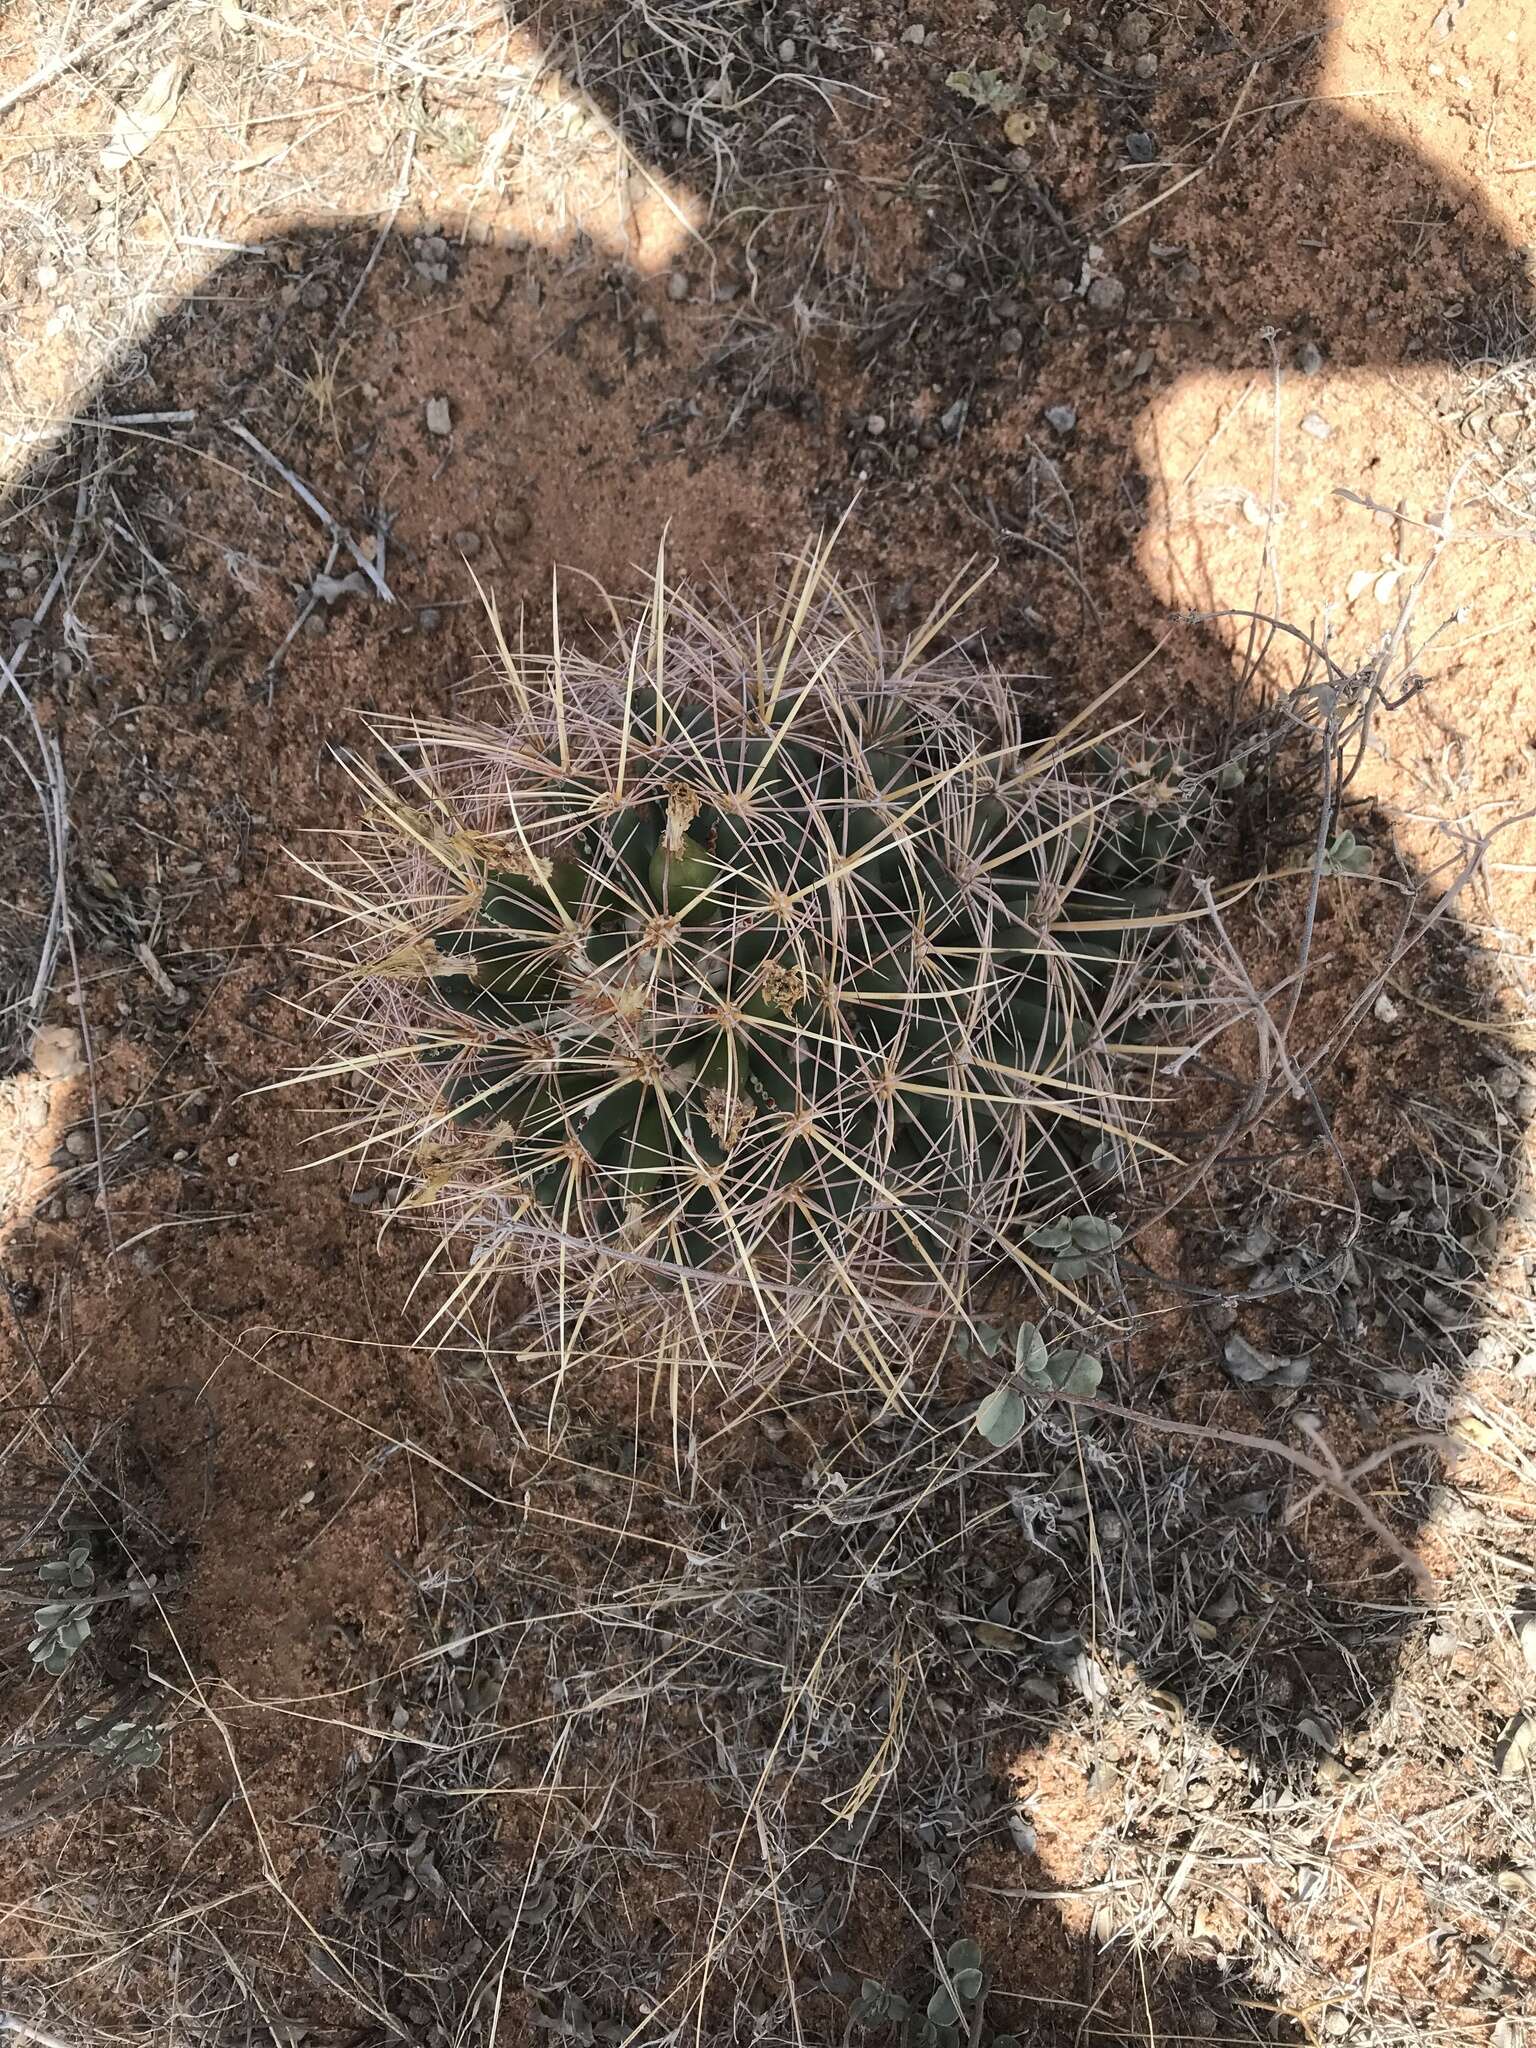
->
943 269 967 293
418 607 441 634
939 396 968 436
999 325 1024 353
902 22 926 44
1491 1064 1522 1100
1087 274 1126 314
303 609 327 637
1132 50 1159 78
1427 1630 1459 1659
1322 2012 1351 2040
31 1025 83 1080
1118 10 1153 53
667 270 690 302
865 412 887 436
1296 340 1324 375
424 395 452 436
452 528 482 556
348 1183 384 1209
1044 404 1077 434
778 37 797 61
417 234 449 264
1300 410 1332 440
1373 992 1401 1025
65 1191 94 1222
64 1128 93 1159
1005 1810 1037 1856
1126 131 1157 163
300 278 329 310
493 504 531 543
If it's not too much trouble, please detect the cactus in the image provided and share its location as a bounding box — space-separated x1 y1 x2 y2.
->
307 538 1202 1383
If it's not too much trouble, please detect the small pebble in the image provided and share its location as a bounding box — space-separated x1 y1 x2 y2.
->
999 326 1024 353
348 1183 384 1209
1126 131 1157 163
1491 1064 1522 1101
303 610 327 637
1133 50 1159 78
65 1191 94 1222
1296 340 1324 375
1300 410 1332 440
778 37 797 61
1373 992 1401 1025
300 278 329 310
160 620 180 643
452 528 482 556
31 1025 83 1080
1044 404 1077 434
943 269 967 293
418 606 441 634
1086 274 1126 314
424 396 452 436
865 412 887 437
1118 10 1153 53
64 1128 93 1159
493 504 531 543
667 270 690 302
902 23 926 45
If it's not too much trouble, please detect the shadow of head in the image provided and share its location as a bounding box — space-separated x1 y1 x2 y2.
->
0 0 1529 2036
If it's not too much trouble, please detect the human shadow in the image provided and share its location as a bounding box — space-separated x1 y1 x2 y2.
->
0 0 1529 2042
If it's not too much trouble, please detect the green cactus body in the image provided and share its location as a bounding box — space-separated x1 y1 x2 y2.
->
315 553 1203 1366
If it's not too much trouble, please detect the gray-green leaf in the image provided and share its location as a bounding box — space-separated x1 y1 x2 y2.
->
975 1386 1026 1447
1046 1348 1103 1397
1014 1322 1048 1375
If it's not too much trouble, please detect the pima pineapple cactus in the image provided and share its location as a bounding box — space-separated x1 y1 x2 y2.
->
310 540 1201 1381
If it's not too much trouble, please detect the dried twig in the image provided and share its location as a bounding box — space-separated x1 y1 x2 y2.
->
225 422 394 604
0 0 168 123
